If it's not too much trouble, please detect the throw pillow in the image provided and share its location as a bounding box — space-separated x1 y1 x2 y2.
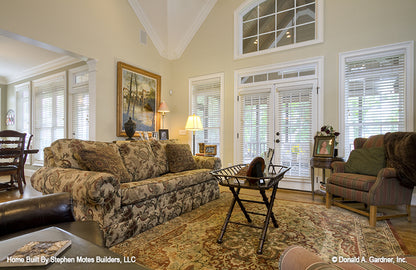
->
344 147 386 176
74 142 132 183
166 144 197 173
118 141 158 181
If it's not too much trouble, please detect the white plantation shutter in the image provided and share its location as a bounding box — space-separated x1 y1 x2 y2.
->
70 69 89 140
239 91 271 163
15 82 30 134
32 73 65 165
276 86 312 177
343 50 406 156
191 76 222 157
71 91 89 140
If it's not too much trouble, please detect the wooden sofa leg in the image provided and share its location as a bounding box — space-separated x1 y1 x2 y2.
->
369 205 377 227
325 192 332 209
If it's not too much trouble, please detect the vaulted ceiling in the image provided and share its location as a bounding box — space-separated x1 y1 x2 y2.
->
0 1 217 84
129 0 217 60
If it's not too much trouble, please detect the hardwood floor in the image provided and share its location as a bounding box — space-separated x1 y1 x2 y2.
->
1 178 414 255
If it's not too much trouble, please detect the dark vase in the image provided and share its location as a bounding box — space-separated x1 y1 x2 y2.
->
124 117 136 140
334 148 338 157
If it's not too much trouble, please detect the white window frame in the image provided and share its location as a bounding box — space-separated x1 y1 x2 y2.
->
339 41 414 157
234 0 324 59
189 73 225 161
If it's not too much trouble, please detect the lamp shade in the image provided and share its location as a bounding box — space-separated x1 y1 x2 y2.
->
185 114 203 131
158 101 170 113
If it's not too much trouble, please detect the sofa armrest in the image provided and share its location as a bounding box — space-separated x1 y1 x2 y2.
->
31 167 120 205
331 161 345 173
369 167 413 205
193 156 222 170
0 193 74 237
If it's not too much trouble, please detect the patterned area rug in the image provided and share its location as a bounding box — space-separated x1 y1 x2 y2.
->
111 192 407 269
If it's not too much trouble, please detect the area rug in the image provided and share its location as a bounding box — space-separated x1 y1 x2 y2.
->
111 192 407 270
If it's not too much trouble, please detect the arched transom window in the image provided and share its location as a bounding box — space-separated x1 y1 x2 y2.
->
235 0 322 58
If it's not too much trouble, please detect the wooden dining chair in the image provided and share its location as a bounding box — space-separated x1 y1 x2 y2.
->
18 134 33 185
0 130 26 194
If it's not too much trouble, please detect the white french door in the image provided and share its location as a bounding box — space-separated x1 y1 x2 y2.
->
273 80 317 190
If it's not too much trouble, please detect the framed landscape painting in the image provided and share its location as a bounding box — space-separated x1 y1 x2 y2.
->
117 62 161 137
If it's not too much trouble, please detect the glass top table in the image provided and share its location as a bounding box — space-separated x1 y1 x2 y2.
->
210 164 290 254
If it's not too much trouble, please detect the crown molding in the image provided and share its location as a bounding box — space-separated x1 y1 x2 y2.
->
8 56 81 84
128 0 169 59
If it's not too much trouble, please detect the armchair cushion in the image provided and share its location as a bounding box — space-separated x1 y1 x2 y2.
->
344 147 386 176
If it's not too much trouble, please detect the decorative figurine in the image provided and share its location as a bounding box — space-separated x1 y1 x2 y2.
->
124 117 136 140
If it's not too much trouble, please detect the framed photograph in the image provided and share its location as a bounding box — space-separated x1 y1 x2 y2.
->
313 136 335 157
152 131 159 140
117 62 161 137
159 129 169 140
204 145 217 156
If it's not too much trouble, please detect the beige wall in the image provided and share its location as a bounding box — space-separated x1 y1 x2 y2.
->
0 0 172 141
170 0 416 166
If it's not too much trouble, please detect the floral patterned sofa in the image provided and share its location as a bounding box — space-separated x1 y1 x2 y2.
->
30 139 220 247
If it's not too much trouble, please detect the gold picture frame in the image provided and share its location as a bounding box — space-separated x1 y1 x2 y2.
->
313 136 335 157
204 145 217 156
117 62 161 137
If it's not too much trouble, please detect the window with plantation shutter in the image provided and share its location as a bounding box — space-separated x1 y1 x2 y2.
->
15 82 31 135
32 72 65 165
276 85 313 177
341 42 413 158
190 74 223 158
239 90 271 163
69 68 89 140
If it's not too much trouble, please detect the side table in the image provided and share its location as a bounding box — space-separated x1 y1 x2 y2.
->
310 156 344 200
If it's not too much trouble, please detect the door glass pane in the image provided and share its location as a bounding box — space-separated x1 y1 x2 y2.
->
276 85 313 178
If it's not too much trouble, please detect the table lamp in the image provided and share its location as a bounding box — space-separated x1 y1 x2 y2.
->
158 101 170 129
185 114 203 155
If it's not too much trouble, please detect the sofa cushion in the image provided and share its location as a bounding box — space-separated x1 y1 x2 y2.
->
344 147 386 176
117 141 158 181
166 144 197 173
149 140 177 176
120 169 212 205
74 142 132 183
50 139 85 169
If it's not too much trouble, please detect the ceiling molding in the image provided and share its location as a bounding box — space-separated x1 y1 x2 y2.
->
171 0 217 59
8 56 81 84
128 0 169 59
